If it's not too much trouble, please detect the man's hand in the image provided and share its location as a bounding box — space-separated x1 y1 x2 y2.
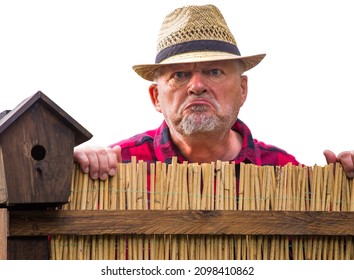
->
73 145 122 180
323 149 354 178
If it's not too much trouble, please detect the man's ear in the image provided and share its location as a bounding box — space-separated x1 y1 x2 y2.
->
149 84 162 112
240 75 248 106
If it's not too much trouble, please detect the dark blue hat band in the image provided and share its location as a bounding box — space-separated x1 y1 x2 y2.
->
155 40 241 63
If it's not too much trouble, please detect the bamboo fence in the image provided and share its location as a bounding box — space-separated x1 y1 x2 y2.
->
50 157 354 260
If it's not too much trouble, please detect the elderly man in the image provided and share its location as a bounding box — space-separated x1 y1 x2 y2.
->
74 4 354 180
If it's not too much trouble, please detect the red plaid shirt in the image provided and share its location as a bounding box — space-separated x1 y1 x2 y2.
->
112 119 299 166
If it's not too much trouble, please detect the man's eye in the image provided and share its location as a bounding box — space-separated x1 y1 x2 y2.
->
173 71 190 79
209 69 222 76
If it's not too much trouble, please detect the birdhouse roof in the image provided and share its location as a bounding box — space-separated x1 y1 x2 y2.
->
0 91 92 146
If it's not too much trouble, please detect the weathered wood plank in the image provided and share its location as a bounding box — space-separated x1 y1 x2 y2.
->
9 210 354 236
0 208 7 259
7 237 49 260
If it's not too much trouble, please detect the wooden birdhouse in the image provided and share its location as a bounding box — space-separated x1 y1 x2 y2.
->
0 91 92 206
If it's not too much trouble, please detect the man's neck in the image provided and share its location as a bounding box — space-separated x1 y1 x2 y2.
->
171 130 243 163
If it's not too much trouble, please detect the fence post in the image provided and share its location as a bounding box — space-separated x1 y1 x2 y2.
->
0 208 7 260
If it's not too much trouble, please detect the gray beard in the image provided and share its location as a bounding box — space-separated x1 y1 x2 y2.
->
179 105 223 135
180 114 219 135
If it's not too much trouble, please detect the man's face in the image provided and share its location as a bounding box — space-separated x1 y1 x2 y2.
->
149 60 248 138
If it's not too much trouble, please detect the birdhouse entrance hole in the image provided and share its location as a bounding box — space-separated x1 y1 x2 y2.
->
31 145 46 161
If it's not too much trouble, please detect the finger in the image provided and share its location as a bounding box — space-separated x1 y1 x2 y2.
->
106 147 120 176
73 148 90 174
95 148 112 180
350 151 354 178
85 148 102 180
337 151 354 178
323 149 337 164
105 145 122 176
112 145 122 163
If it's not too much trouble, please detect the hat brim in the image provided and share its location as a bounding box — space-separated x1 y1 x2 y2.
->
132 52 266 81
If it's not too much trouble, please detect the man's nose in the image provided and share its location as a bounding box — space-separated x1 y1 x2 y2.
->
187 71 207 95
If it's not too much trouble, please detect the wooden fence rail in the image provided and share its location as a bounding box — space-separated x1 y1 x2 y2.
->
9 210 354 236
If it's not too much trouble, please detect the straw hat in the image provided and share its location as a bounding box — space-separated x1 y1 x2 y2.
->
132 4 266 81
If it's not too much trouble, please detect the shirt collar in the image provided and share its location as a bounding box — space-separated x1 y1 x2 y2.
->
154 119 261 164
231 119 261 165
153 121 185 163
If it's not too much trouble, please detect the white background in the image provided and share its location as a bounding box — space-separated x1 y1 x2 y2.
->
0 260 353 279
0 0 353 166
